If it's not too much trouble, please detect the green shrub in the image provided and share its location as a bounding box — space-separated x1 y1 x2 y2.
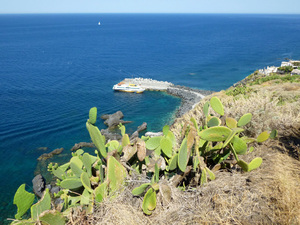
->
278 66 293 73
226 85 254 97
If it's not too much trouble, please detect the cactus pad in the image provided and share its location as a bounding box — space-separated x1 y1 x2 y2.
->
142 188 157 215
94 181 108 203
39 210 65 225
199 126 232 142
232 136 247 155
107 156 127 194
81 172 93 193
80 188 91 205
207 116 221 127
160 137 173 158
237 113 252 127
178 138 188 172
163 125 170 136
31 189 51 220
82 153 92 177
168 153 178 171
122 134 130 147
237 160 249 172
88 107 97 125
146 136 162 150
210 97 224 116
132 183 151 196
86 122 107 158
257 131 270 143
226 117 237 128
13 184 35 220
60 178 82 190
248 157 263 172
203 102 210 117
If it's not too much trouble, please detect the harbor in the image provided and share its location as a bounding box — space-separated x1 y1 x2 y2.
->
114 78 214 117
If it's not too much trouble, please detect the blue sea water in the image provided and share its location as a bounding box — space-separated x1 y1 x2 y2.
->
0 13 300 223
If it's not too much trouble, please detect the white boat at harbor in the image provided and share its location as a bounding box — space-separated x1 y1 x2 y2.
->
113 82 145 93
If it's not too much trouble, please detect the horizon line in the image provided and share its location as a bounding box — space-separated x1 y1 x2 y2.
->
1 12 300 15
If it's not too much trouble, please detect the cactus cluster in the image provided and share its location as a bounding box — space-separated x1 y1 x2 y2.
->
12 97 276 221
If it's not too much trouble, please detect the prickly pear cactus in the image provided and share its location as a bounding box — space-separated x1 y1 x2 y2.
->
132 183 151 196
86 122 107 158
237 113 252 127
107 156 127 194
142 188 157 215
38 210 65 225
210 96 224 116
60 178 82 190
199 126 231 142
13 184 35 220
88 107 97 125
178 138 188 172
31 189 51 220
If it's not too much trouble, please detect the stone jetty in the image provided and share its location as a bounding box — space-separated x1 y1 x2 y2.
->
119 78 214 117
123 78 173 91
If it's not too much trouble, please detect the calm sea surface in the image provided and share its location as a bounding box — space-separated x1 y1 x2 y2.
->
0 13 300 222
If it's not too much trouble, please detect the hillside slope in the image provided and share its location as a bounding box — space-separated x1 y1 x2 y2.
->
70 75 300 225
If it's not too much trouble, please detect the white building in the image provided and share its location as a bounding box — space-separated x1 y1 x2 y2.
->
291 69 300 75
259 66 278 75
281 61 293 67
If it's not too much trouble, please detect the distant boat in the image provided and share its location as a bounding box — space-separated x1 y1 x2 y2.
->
113 82 145 93
98 22 101 26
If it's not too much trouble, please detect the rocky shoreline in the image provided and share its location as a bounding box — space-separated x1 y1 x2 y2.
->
167 85 214 117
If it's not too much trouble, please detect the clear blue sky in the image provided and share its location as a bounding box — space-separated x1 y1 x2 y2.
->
1 0 300 14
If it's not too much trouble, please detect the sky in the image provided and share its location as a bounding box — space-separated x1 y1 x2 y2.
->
1 0 300 14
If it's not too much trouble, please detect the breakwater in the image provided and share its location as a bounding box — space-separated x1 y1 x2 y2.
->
119 78 214 117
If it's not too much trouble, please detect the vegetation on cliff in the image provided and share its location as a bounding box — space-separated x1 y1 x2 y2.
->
9 71 300 224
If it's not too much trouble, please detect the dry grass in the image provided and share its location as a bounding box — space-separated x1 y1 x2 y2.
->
66 144 300 225
67 82 300 225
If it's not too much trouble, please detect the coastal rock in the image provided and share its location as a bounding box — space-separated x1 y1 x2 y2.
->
37 147 64 161
70 142 95 151
167 86 213 117
32 174 45 198
101 128 122 141
137 122 147 132
37 147 48 151
102 111 132 128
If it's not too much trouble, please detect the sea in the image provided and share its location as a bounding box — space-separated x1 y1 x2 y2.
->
0 13 300 223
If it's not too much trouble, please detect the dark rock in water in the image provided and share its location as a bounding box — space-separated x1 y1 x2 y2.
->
137 122 147 132
37 147 64 161
102 111 132 128
32 174 45 198
37 147 48 151
50 186 60 195
70 142 95 151
101 128 122 141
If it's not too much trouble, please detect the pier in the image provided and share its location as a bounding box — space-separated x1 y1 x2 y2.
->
123 78 173 91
